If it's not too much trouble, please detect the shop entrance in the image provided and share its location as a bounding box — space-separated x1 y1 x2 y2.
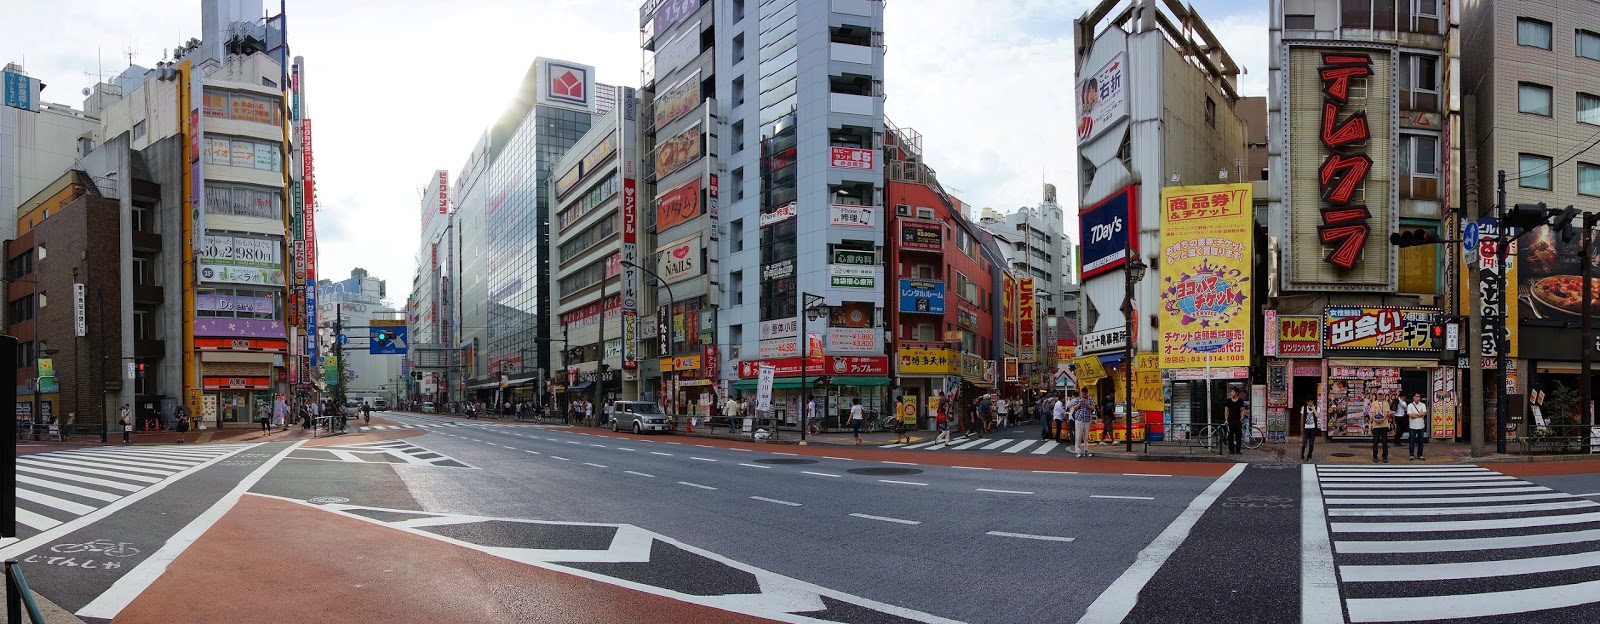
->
1292 375 1321 431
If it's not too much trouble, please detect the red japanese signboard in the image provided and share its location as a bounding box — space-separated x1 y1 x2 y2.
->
737 355 889 378
1316 53 1374 270
830 146 874 170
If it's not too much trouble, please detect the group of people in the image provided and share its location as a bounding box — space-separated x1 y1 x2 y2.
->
1041 390 1102 457
1298 391 1431 463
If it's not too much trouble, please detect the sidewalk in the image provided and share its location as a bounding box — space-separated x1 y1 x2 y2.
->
1080 437 1596 464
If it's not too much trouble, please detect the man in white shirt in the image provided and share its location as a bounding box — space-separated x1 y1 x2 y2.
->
995 397 1009 429
1052 396 1068 443
1406 392 1428 460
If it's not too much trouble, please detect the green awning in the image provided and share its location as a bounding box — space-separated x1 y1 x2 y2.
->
730 376 824 391
830 376 890 387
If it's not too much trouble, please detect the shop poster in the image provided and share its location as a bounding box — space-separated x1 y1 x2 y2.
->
1431 368 1457 440
1158 184 1254 370
1327 366 1401 437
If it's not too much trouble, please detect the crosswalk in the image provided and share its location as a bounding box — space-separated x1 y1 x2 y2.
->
10 443 256 539
357 422 521 432
287 440 471 468
882 437 1087 455
1312 464 1600 622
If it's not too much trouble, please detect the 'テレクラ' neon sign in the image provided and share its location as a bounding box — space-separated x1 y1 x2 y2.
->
1316 53 1374 270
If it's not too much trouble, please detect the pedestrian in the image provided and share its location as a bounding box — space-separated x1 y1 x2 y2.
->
1392 393 1408 447
119 404 132 443
584 400 594 426
1406 392 1428 460
891 406 911 445
849 398 866 445
995 395 1008 430
1052 394 1069 442
259 403 272 435
806 397 821 435
933 399 952 445
274 399 288 431
603 401 613 426
1224 386 1246 454
174 404 189 433
62 412 75 442
1369 393 1393 463
1070 389 1096 457
1300 398 1319 463
723 394 740 433
1099 392 1117 445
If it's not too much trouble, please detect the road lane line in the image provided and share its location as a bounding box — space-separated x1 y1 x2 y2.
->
16 459 162 484
1335 528 1600 554
882 461 916 465
691 457 718 462
551 456 570 461
14 467 142 492
650 451 674 456
1342 549 1600 582
849 513 920 525
1577 492 1600 497
524 450 540 455
802 471 842 478
953 466 992 471
13 508 59 531
900 442 937 450
583 462 609 468
1332 512 1600 533
616 448 635 452
879 444 905 449
1328 500 1597 517
879 480 928 486
823 456 854 461
590 444 607 448
14 488 97 515
771 452 797 456
1077 463 1246 624
625 471 655 478
1345 580 1600 622
1302 464 1342 624
75 441 303 620
951 440 989 450
1092 495 1154 501
1030 441 1059 455
976 488 1034 495
1122 473 1172 477
986 531 1074 543
751 496 801 506
738 463 772 469
1033 470 1080 475
15 475 120 502
678 481 717 490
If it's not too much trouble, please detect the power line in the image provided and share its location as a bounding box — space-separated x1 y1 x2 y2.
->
1506 126 1600 182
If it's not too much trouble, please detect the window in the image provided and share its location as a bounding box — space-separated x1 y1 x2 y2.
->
1581 163 1600 196
733 76 745 108
1520 154 1553 190
1204 95 1216 128
1581 30 1600 61
733 0 745 22
1397 225 1440 295
732 120 745 153
1401 53 1440 111
133 120 147 140
1519 83 1552 116
9 295 35 324
1518 18 1552 49
1582 93 1600 125
730 218 744 252
730 271 744 305
134 310 152 341
201 135 284 172
557 214 618 263
8 250 33 280
1413 0 1439 17
733 34 746 63
955 272 979 303
204 184 284 220
730 324 742 360
915 264 935 279
202 90 283 125
15 341 33 369
36 292 45 308
913 323 934 342
917 207 935 220
1399 134 1439 200
731 167 745 201
1284 14 1315 29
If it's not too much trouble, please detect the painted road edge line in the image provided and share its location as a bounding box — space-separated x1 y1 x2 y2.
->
850 513 921 525
1092 495 1155 501
1302 463 1343 624
738 463 772 469
750 496 801 507
880 480 929 486
801 471 842 478
1075 463 1246 624
0 442 266 561
987 531 1075 543
76 440 306 620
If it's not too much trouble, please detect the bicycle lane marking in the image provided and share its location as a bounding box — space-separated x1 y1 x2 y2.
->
76 440 305 620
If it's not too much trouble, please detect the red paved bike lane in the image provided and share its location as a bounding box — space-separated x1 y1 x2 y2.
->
112 495 778 624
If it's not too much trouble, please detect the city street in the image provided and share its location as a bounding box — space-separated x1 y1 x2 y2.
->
4 412 1600 622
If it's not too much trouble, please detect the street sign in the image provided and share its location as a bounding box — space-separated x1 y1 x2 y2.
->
369 325 408 355
756 364 775 412
73 284 86 337
337 333 348 346
1445 321 1460 351
125 361 135 380
1463 220 1480 252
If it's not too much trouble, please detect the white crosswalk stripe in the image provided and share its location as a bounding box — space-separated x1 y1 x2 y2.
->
286 440 473 468
1312 464 1600 622
872 436 1087 456
10 444 255 539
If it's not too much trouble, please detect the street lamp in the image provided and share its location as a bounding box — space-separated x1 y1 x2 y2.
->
1122 252 1147 453
620 259 677 415
799 293 829 442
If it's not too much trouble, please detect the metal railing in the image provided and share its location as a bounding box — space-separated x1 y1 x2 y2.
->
5 560 46 624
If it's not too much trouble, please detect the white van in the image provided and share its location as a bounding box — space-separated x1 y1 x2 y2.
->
421 401 436 413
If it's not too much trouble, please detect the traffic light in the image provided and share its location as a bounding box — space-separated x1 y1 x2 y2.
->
1507 202 1551 229
1389 229 1440 247
375 330 392 342
1552 205 1582 243
1432 321 1458 364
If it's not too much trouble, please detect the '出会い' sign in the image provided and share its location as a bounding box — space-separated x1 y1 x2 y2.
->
1323 307 1440 351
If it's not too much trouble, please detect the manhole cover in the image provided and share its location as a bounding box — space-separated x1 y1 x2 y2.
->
754 458 819 465
309 496 350 505
1329 453 1355 458
847 467 924 476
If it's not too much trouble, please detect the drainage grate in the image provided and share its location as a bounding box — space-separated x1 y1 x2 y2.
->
1329 453 1356 458
847 467 924 476
754 458 819 465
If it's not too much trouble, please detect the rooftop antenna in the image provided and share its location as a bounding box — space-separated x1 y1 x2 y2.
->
124 39 138 67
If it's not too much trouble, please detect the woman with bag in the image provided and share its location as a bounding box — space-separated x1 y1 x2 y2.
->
119 404 132 443
933 398 952 445
1368 393 1392 463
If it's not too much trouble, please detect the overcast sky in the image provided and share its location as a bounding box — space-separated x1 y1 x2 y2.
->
5 0 1267 303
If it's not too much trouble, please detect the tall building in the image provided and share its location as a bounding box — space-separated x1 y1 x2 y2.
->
638 0 890 422
1267 0 1460 437
408 170 452 401
1074 0 1248 435
977 188 1067 317
1461 0 1596 431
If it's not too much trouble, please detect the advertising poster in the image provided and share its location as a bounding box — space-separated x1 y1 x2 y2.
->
899 221 942 251
1134 353 1163 412
1003 272 1017 346
657 234 702 284
1157 184 1253 369
1019 277 1037 362
1277 315 1324 358
829 205 875 228
1075 52 1127 143
1080 185 1136 279
655 178 702 232
654 71 701 131
898 279 946 314
1326 366 1401 437
1323 307 1439 351
829 147 874 170
1432 368 1457 439
655 122 703 179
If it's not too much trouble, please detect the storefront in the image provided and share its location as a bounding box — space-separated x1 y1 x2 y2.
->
1318 306 1452 440
893 348 957 429
202 375 273 425
734 355 890 429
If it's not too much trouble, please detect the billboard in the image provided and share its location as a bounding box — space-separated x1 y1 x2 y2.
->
1019 277 1037 362
535 58 595 112
655 122 702 179
1003 272 1017 346
1076 53 1127 143
437 170 449 214
899 279 946 314
1276 315 1324 358
658 233 703 284
654 71 701 131
1324 307 1440 351
3 70 36 111
652 0 699 34
830 147 874 170
830 205 875 228
655 178 701 233
1158 184 1253 369
1080 185 1136 279
899 221 942 251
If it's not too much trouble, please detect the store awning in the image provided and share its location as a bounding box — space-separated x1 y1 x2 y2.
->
1097 353 1125 366
566 381 593 391
831 376 889 387
730 376 824 391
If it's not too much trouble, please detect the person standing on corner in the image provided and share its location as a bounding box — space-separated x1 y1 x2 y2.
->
1223 386 1246 454
1053 392 1070 443
1071 388 1096 457
994 395 1008 430
1369 393 1393 463
1407 392 1429 460
1300 398 1320 463
849 398 866 445
119 404 132 443
723 394 740 435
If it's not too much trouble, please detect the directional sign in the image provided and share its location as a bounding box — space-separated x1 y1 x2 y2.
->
1463 220 1480 253
337 333 348 346
370 325 408 355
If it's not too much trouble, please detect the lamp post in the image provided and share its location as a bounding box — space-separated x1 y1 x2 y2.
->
799 293 829 442
621 259 677 414
1122 251 1147 453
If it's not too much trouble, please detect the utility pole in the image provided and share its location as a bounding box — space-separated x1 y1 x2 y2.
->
1467 200 1485 457
99 288 108 443
333 304 345 408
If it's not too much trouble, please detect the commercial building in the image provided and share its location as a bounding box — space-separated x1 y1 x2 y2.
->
1074 0 1249 441
978 185 1069 388
1 65 104 245
319 268 402 403
408 170 452 402
1462 0 1600 435
637 0 891 424
1266 0 1461 440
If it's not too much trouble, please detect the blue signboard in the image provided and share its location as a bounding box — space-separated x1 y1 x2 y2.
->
898 279 946 314
1079 185 1137 279
370 325 409 355
3 71 34 111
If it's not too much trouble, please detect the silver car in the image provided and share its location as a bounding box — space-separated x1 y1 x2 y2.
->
611 401 671 434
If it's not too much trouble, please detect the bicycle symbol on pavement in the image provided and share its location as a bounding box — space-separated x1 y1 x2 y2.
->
50 539 141 558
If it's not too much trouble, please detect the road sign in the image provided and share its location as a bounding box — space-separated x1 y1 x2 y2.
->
756 364 775 412
337 333 348 346
370 325 408 355
1463 220 1480 252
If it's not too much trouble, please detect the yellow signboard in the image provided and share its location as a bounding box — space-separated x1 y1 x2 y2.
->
1073 355 1106 383
898 398 918 424
898 349 955 375
1158 184 1254 369
1134 353 1163 412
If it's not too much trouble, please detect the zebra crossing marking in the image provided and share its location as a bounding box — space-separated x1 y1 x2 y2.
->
288 439 472 468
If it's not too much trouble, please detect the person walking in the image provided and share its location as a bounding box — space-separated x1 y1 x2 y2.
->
994 396 1009 430
1392 393 1409 448
259 402 272 435
1369 393 1393 463
849 398 866 445
1223 386 1246 454
1099 393 1117 446
806 397 821 435
1070 389 1096 457
1300 398 1319 463
723 394 740 433
274 399 289 431
1406 392 1428 460
1052 394 1069 442
933 399 952 445
119 404 133 443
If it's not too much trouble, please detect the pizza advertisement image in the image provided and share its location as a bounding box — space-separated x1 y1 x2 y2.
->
1518 223 1598 323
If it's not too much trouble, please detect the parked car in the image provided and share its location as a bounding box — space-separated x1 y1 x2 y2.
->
610 401 671 434
421 401 436 413
373 398 389 411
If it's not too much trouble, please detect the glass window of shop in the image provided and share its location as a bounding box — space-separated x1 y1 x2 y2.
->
203 90 283 126
195 287 283 319
204 184 284 220
202 135 283 172
557 172 619 231
558 214 618 263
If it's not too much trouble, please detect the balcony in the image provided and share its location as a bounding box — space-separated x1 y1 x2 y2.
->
133 284 164 304
830 42 872 65
132 231 162 252
830 93 875 116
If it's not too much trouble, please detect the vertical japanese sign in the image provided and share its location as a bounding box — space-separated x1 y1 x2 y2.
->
1463 220 1517 361
188 64 206 261
1002 272 1017 347
1019 277 1037 363
303 118 317 362
1158 184 1254 369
